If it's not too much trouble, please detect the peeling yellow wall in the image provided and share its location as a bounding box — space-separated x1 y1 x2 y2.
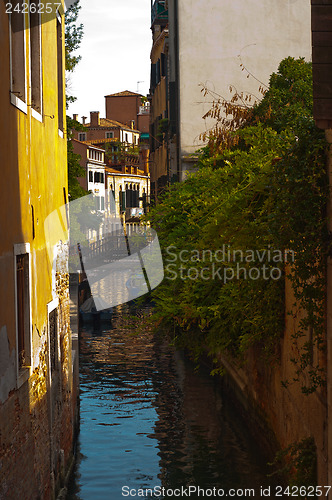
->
0 1 67 411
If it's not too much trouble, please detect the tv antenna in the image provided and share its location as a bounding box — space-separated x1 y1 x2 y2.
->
137 81 144 94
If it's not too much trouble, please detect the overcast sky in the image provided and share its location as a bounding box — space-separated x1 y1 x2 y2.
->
66 0 152 121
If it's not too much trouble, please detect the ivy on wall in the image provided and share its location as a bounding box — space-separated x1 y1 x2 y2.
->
146 58 329 394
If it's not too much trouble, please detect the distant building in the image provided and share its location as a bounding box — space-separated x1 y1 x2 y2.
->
105 90 150 136
149 0 312 190
106 167 150 233
72 111 142 172
72 139 107 213
104 91 151 176
149 21 169 202
0 2 78 498
72 138 149 235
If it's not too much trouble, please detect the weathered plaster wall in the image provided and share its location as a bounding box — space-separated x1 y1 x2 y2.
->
219 271 328 487
0 3 77 498
174 0 312 168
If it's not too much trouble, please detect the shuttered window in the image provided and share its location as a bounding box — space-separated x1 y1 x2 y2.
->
16 253 30 369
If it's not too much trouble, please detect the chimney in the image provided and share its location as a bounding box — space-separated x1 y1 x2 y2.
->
82 116 87 125
73 113 78 121
90 111 100 127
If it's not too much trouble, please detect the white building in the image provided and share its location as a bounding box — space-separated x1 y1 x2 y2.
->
153 0 312 181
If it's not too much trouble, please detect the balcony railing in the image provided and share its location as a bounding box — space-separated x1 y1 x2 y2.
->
151 0 168 26
139 105 150 115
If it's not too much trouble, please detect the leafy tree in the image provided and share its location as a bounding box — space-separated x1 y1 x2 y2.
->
66 116 88 201
64 1 86 199
65 0 84 106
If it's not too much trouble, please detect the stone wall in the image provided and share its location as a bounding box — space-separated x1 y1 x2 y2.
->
219 274 328 486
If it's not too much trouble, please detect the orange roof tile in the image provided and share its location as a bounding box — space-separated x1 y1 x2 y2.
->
85 117 139 132
104 90 142 98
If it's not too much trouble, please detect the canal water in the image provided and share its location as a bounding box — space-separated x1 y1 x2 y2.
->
67 304 275 500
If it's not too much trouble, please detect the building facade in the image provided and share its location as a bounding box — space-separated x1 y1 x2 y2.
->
71 110 150 231
72 139 107 213
106 168 150 233
149 0 312 188
149 22 169 202
312 0 332 491
72 111 141 172
0 2 78 498
105 90 150 134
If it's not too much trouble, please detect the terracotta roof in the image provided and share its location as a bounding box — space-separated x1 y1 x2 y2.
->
85 117 140 133
104 90 142 98
106 167 147 177
82 138 117 145
72 139 104 151
85 118 125 128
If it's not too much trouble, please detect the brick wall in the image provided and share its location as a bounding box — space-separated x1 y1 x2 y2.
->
0 260 78 500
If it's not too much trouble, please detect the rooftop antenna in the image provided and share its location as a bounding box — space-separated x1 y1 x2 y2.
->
137 81 144 94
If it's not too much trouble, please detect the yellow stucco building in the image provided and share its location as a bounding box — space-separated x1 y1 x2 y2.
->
0 2 77 498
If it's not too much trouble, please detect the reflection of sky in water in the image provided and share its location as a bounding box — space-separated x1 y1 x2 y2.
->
68 306 275 500
89 257 148 309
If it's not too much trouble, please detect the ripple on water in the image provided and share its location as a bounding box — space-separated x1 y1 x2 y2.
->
67 304 275 500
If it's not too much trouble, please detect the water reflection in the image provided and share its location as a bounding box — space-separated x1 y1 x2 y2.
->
68 305 273 500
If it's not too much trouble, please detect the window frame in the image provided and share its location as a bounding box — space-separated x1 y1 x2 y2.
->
9 2 28 113
29 9 43 121
14 243 32 387
47 298 60 376
56 11 64 136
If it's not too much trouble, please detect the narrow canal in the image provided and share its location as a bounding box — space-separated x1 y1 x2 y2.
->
67 304 275 500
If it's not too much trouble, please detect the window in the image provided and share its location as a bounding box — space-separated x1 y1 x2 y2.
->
134 186 139 207
57 15 64 132
48 305 59 374
30 10 42 114
109 190 116 212
79 132 86 141
125 133 128 142
9 0 27 110
14 243 31 383
119 188 126 212
88 171 93 182
106 132 113 139
94 196 100 211
94 171 104 183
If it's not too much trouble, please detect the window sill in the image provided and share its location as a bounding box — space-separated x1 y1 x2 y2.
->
10 93 27 114
17 366 30 389
31 108 43 123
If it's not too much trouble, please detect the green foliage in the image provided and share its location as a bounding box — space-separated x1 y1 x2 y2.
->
146 58 328 392
66 116 88 200
65 2 85 200
65 1 84 73
105 141 139 164
269 437 317 487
